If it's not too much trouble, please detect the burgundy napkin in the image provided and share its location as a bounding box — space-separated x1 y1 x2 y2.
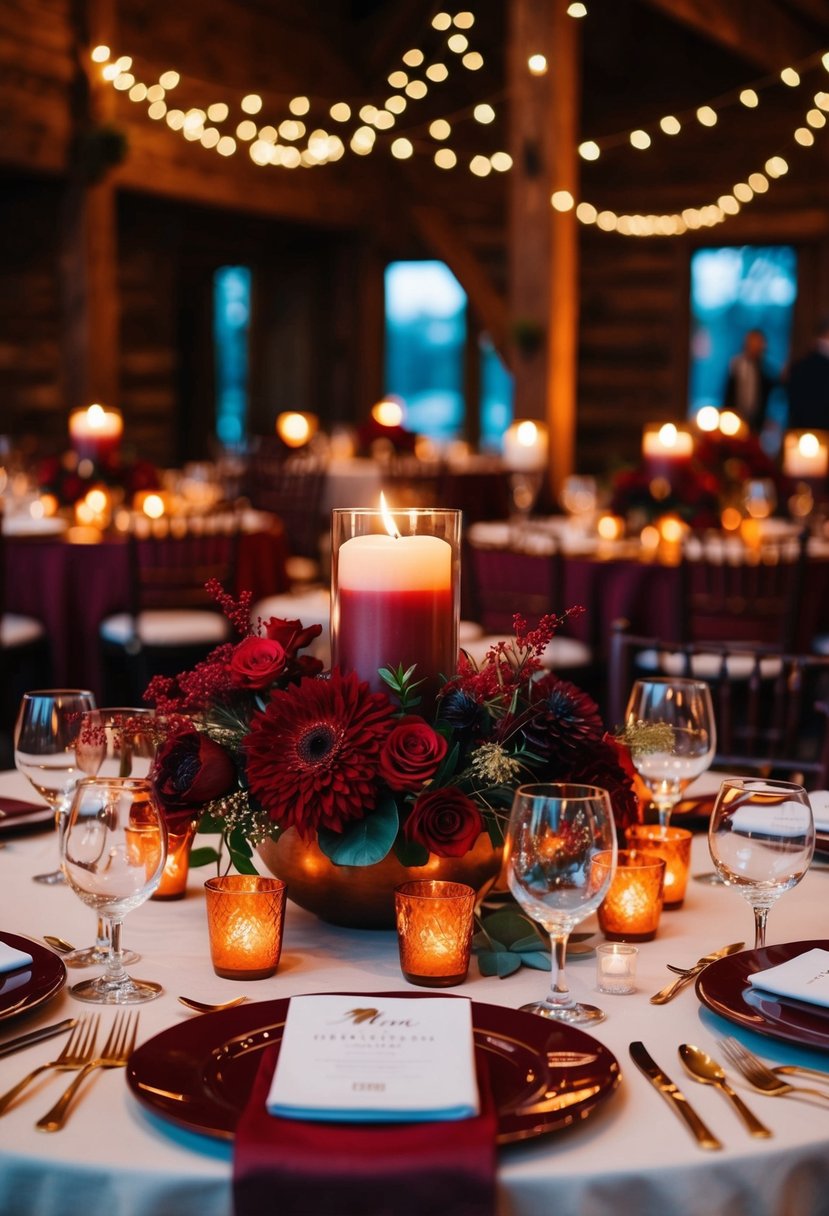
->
232 1006 497 1216
0 797 47 818
0 798 52 833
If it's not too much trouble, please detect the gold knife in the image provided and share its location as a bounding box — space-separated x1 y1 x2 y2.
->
629 1042 723 1150
650 942 745 1005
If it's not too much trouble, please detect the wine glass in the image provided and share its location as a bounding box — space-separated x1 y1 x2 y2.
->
61 776 167 1004
506 782 617 1025
65 708 158 968
708 777 814 949
623 677 716 826
13 689 97 884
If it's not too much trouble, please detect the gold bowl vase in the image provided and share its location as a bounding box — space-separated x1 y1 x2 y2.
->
257 829 503 929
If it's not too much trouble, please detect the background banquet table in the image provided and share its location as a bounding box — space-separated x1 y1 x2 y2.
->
4 518 289 700
3 771 829 1216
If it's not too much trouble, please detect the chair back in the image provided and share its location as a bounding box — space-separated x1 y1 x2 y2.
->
677 529 808 650
245 444 327 559
608 622 829 787
464 524 568 635
126 512 241 615
381 454 443 510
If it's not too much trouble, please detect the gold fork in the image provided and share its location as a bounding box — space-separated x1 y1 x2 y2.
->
36 1012 140 1133
719 1037 829 1103
0 1017 100 1116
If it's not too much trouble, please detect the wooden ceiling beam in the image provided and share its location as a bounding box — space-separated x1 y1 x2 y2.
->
640 0 819 70
406 201 510 365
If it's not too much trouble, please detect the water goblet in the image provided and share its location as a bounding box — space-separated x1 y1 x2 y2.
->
506 782 617 1025
708 777 814 949
65 708 158 968
61 777 167 1004
13 689 97 884
624 677 716 827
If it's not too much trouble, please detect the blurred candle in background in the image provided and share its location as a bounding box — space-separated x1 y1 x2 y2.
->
69 404 123 465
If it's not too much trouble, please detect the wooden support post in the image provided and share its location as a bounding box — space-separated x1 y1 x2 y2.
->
60 0 119 413
508 0 580 498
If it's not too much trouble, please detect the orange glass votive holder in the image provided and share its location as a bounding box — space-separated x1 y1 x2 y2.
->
625 824 692 908
152 820 199 901
394 880 476 987
204 876 287 980
594 849 666 942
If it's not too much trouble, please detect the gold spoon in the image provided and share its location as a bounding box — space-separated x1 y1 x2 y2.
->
43 935 76 954
679 1044 772 1138
177 995 249 1014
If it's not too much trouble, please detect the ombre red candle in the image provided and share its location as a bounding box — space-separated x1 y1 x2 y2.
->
331 506 460 710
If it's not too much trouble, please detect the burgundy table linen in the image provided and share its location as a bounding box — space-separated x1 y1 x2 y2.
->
5 530 288 699
233 1041 497 1216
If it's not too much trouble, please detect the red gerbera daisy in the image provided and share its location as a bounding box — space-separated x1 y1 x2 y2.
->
244 669 395 838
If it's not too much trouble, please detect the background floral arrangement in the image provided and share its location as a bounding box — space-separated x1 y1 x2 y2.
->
146 581 638 874
37 449 159 506
610 428 792 529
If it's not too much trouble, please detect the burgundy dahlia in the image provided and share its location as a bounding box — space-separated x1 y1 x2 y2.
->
522 675 604 762
243 669 395 838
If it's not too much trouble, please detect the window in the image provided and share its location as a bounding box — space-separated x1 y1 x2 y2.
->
688 246 797 430
213 266 252 446
384 259 513 448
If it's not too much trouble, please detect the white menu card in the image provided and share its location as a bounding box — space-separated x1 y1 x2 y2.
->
266 994 479 1123
0 943 33 974
748 948 829 1008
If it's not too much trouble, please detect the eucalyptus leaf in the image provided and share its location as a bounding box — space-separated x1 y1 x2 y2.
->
477 951 522 978
512 933 549 954
520 951 552 971
188 846 220 869
480 909 539 948
393 835 430 868
318 794 399 866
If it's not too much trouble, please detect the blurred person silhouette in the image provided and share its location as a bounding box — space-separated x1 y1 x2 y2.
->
786 315 829 431
723 328 775 431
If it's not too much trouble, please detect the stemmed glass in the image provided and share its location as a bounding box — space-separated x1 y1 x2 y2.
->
708 777 815 949
506 783 617 1025
13 689 97 884
623 677 716 827
65 708 158 968
61 776 167 1003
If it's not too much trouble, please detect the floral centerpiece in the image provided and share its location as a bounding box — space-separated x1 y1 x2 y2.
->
146 581 638 926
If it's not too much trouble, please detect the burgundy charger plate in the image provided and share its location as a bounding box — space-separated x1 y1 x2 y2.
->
0 932 66 1023
0 798 54 835
127 995 620 1146
695 939 829 1052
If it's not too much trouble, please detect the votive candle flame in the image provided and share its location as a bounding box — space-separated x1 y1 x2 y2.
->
394 880 475 987
204 875 287 980
594 849 666 941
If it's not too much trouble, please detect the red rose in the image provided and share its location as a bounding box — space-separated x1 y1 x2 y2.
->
404 787 483 858
263 616 322 656
378 716 447 792
152 730 236 816
230 636 287 689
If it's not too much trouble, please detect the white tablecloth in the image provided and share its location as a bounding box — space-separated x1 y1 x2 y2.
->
2 767 829 1216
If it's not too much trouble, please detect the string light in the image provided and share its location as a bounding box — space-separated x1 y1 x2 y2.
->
527 54 548 75
567 3 588 16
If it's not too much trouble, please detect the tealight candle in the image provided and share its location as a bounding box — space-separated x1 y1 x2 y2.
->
394 880 476 987
331 502 460 710
594 849 666 942
503 419 549 471
69 403 123 465
625 825 692 908
641 422 693 482
204 875 287 980
596 942 638 994
783 430 829 480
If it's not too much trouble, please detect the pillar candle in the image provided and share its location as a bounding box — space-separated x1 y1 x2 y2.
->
69 404 123 465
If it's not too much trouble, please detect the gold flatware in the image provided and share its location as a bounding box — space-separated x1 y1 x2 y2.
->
177 995 248 1014
629 1041 723 1150
0 1017 99 1116
678 1044 771 1137
42 936 75 954
36 1011 139 1132
650 942 745 1005
775 1064 829 1085
0 1018 77 1060
719 1037 829 1104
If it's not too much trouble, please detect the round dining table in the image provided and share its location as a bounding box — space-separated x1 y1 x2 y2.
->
4 515 289 700
2 768 829 1216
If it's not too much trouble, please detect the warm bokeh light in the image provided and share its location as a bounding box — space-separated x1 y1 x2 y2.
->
599 514 625 541
474 104 495 124
430 118 451 139
658 515 685 544
696 106 717 126
740 89 759 107
91 45 110 62
630 129 651 149
435 148 457 169
719 410 743 436
528 53 548 75
372 398 405 427
142 494 166 520
659 115 681 135
721 506 742 531
276 411 318 448
579 140 600 160
551 190 575 211
696 406 720 431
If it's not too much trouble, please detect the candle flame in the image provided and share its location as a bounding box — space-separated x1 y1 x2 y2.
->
657 422 678 448
800 431 820 457
379 491 400 539
87 403 107 430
